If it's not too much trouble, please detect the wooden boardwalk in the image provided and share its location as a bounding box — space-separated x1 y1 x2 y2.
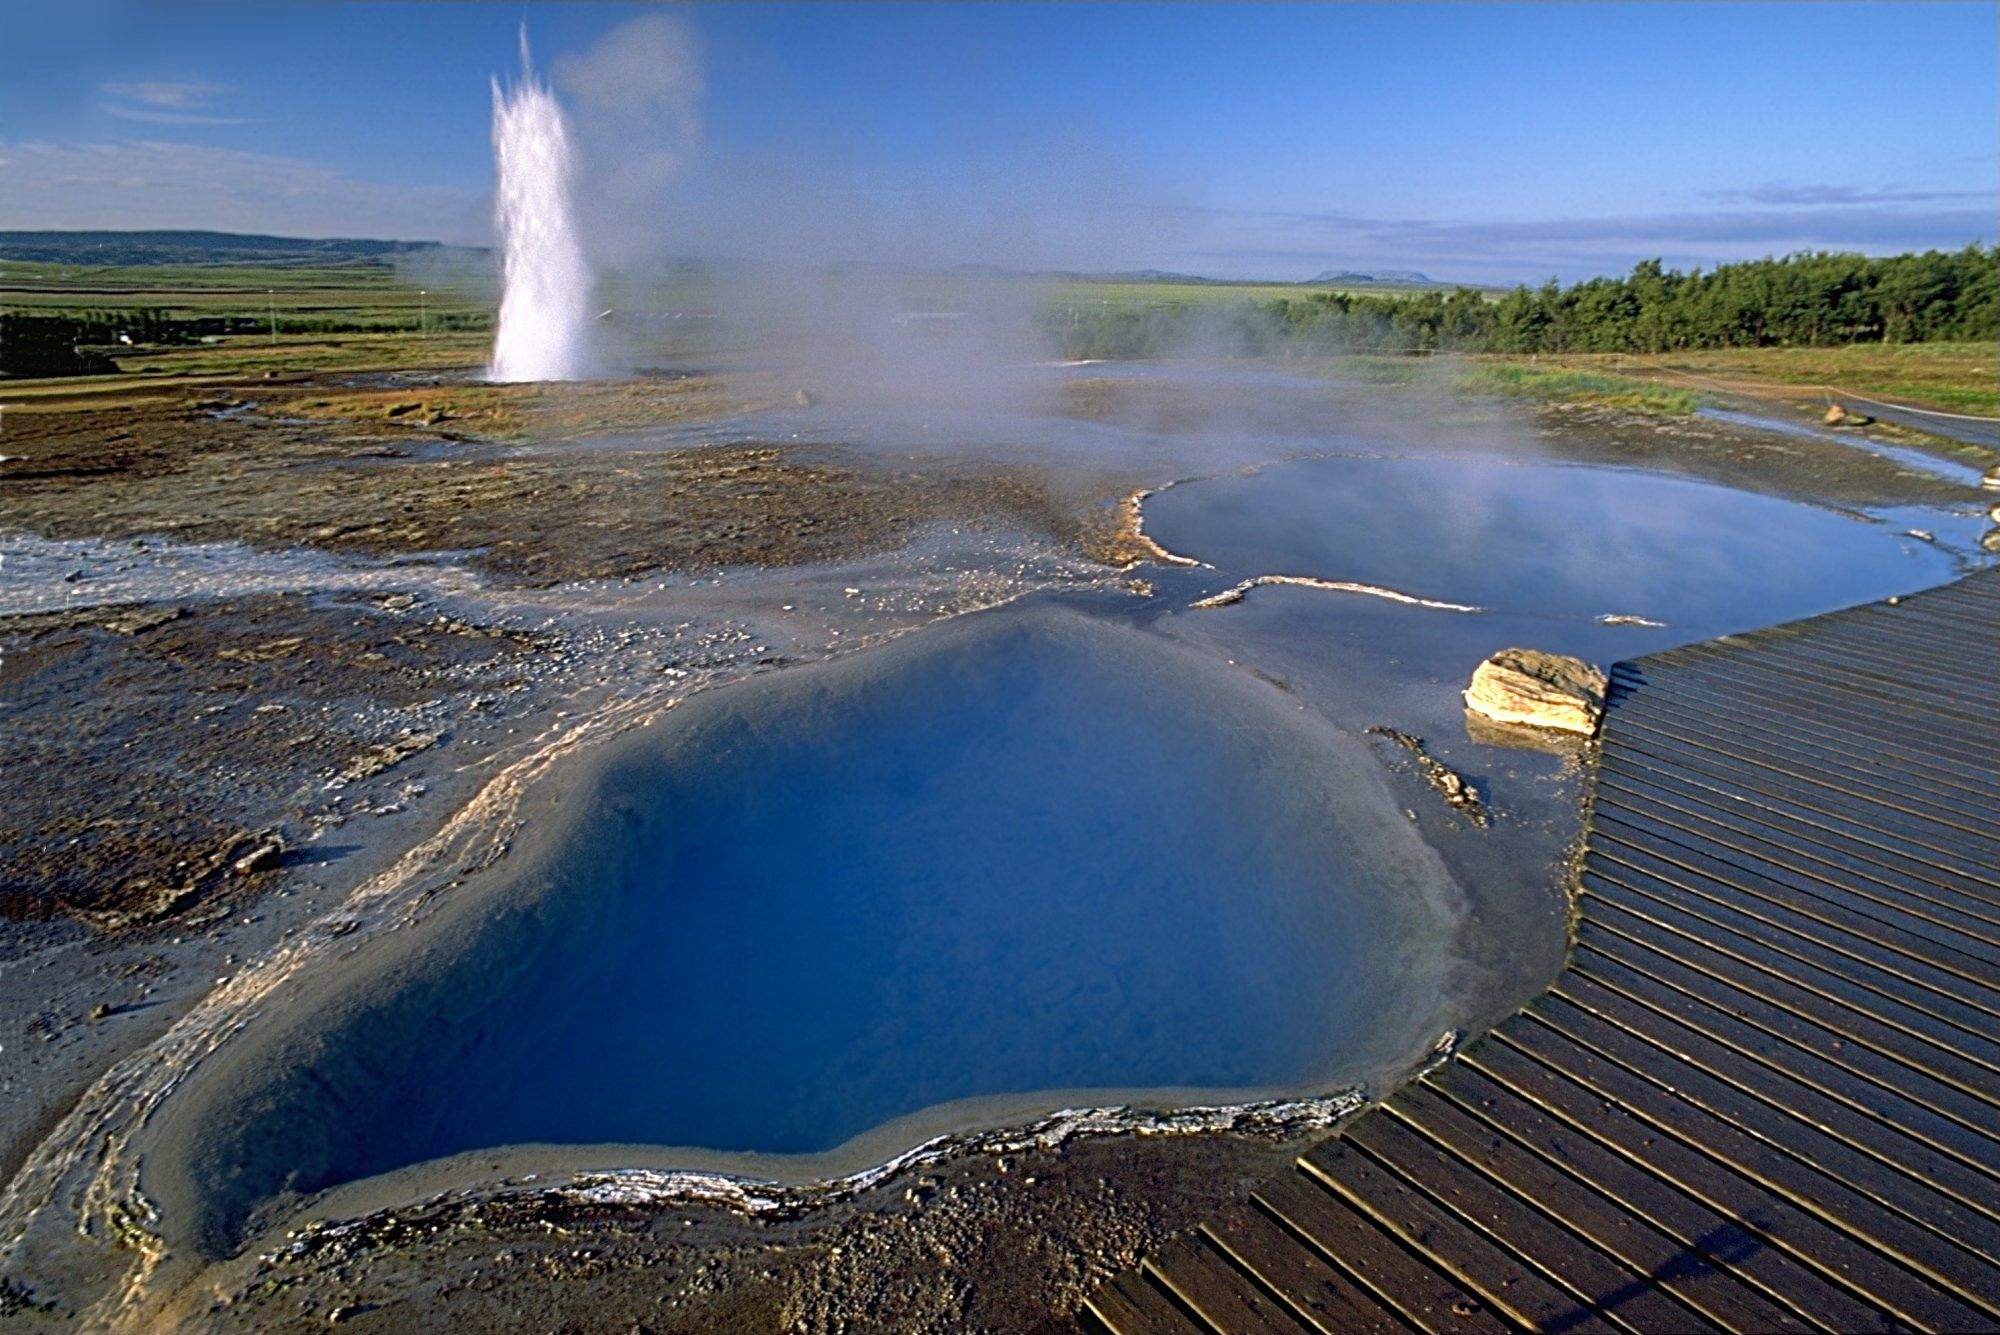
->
1086 570 2000 1335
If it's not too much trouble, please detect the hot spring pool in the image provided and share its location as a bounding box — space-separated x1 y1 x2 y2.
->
161 607 1469 1242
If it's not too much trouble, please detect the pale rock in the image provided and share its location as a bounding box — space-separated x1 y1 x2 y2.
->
1464 648 1607 736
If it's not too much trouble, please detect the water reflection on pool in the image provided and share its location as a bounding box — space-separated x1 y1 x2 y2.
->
1146 454 1964 632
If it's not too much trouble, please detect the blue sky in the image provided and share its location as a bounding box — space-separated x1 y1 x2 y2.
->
3 1 1993 282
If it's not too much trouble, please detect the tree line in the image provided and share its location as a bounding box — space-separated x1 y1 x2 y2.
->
1058 245 1998 359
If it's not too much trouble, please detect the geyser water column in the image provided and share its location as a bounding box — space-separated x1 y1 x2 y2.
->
487 39 594 383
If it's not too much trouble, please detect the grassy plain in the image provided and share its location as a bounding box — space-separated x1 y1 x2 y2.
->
1059 277 1476 306
1525 344 1999 415
0 257 491 332
1453 363 1703 415
5 259 1993 420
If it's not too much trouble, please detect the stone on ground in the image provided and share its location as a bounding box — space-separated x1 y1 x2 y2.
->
1464 648 1607 736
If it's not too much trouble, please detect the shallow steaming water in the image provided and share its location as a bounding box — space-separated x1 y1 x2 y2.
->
1147 455 1964 632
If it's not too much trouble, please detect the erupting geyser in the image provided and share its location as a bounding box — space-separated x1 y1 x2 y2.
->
487 37 593 383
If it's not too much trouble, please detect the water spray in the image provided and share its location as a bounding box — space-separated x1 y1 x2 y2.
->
488 30 593 382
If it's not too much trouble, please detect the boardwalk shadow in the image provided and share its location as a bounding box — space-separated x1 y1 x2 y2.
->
1550 1224 1763 1333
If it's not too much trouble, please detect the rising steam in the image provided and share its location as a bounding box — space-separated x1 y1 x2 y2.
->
488 33 593 382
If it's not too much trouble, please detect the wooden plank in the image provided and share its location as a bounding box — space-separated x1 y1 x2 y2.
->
1200 1205 1403 1334
1572 943 2000 1180
1592 819 2000 995
1087 1272 1208 1335
1776 618 1999 684
1606 684 2000 819
1498 1018 2000 1327
1909 587 2000 616
1643 652 2000 765
1597 751 2000 914
1600 663 2000 799
1593 763 2000 936
1682 595 2000 681
1765 612 2000 685
1577 902 2000 1118
1744 646 1996 724
1665 640 2000 735
1343 1112 1716 1333
1298 1141 1623 1334
1874 589 2000 627
1649 664 2000 768
1452 1046 1908 1334
1611 655 2000 775
1592 805 2000 978
1584 839 1992 1031
1600 734 2000 885
1547 974 2000 1246
1592 719 2000 855
1605 677 2000 809
1427 1062 1889 1334
1608 683 2000 819
1251 1172 1508 1335
1392 1083 1812 1333
1609 706 2000 845
1772 638 1998 707
1893 592 2000 634
1602 728 2000 879
1739 633 2000 719
1796 614 1998 669
1582 871 2000 1084
1145 1237 1303 1335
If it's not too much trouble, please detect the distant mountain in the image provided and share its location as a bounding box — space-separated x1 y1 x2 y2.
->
942 265 1226 285
1308 268 1436 286
0 230 459 267
1089 268 1223 284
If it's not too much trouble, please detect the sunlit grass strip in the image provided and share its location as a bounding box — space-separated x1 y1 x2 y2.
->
1457 363 1702 415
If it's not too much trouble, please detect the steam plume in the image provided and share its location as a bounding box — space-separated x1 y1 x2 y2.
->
488 32 593 382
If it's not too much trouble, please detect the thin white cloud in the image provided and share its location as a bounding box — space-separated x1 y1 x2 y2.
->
1703 183 1992 207
0 139 486 243
99 80 233 110
101 104 261 126
98 80 263 126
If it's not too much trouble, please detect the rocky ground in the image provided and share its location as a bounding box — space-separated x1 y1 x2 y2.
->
158 1129 1308 1334
2 392 1114 589
0 372 1150 1328
0 372 1161 916
1 361 1991 1333
0 592 538 930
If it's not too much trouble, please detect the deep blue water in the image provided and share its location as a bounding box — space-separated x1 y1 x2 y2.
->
238 611 1462 1193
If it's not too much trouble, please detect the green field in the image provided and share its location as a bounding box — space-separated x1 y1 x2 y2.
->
1059 278 1484 306
0 259 1458 325
1548 344 2000 416
5 258 1993 421
1452 363 1703 415
0 258 492 332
